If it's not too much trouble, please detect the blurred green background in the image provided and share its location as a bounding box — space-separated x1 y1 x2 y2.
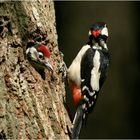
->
54 2 140 138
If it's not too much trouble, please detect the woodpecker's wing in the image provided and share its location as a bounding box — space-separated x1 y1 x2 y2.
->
81 48 96 94
80 47 109 113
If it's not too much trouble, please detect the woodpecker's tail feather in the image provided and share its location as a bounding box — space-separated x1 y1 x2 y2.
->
71 102 87 139
71 93 98 139
71 104 83 139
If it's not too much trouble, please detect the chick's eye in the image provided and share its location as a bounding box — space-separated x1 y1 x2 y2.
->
38 52 44 59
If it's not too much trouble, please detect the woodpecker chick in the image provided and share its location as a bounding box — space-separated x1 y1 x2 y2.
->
67 22 109 139
26 43 53 78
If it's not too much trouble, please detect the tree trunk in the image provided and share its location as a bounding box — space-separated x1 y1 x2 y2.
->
0 1 72 139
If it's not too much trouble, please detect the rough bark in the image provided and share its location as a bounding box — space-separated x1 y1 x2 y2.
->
0 1 72 139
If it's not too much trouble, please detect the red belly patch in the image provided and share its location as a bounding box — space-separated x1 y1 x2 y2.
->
69 81 83 107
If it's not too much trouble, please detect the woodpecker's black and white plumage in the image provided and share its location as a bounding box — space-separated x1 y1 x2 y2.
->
67 22 109 139
26 42 53 73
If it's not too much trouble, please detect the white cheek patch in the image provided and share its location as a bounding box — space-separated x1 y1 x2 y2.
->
101 27 108 37
88 30 92 35
26 48 30 54
27 47 38 61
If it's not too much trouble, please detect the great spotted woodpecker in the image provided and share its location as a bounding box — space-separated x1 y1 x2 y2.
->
67 22 109 139
26 42 53 76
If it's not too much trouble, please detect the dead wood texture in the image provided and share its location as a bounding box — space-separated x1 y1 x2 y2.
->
0 1 72 139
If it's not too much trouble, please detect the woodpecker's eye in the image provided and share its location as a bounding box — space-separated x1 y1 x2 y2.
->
38 52 44 59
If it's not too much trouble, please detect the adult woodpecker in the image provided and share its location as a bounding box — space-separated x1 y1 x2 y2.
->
67 22 109 139
26 42 53 77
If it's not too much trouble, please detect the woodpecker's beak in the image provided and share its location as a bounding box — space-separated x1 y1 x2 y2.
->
44 62 53 72
99 38 105 46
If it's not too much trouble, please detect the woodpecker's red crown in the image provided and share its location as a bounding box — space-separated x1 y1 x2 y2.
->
37 44 51 58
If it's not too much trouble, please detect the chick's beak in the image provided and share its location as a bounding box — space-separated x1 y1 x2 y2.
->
44 62 53 72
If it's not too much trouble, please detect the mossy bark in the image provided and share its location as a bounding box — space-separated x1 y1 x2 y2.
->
0 1 72 139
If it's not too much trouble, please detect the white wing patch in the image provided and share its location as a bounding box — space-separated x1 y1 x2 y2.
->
90 50 101 92
82 86 95 96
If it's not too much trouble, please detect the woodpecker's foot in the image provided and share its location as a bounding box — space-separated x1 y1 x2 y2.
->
58 61 67 82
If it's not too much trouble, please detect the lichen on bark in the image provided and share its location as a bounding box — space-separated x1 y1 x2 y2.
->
0 1 72 139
